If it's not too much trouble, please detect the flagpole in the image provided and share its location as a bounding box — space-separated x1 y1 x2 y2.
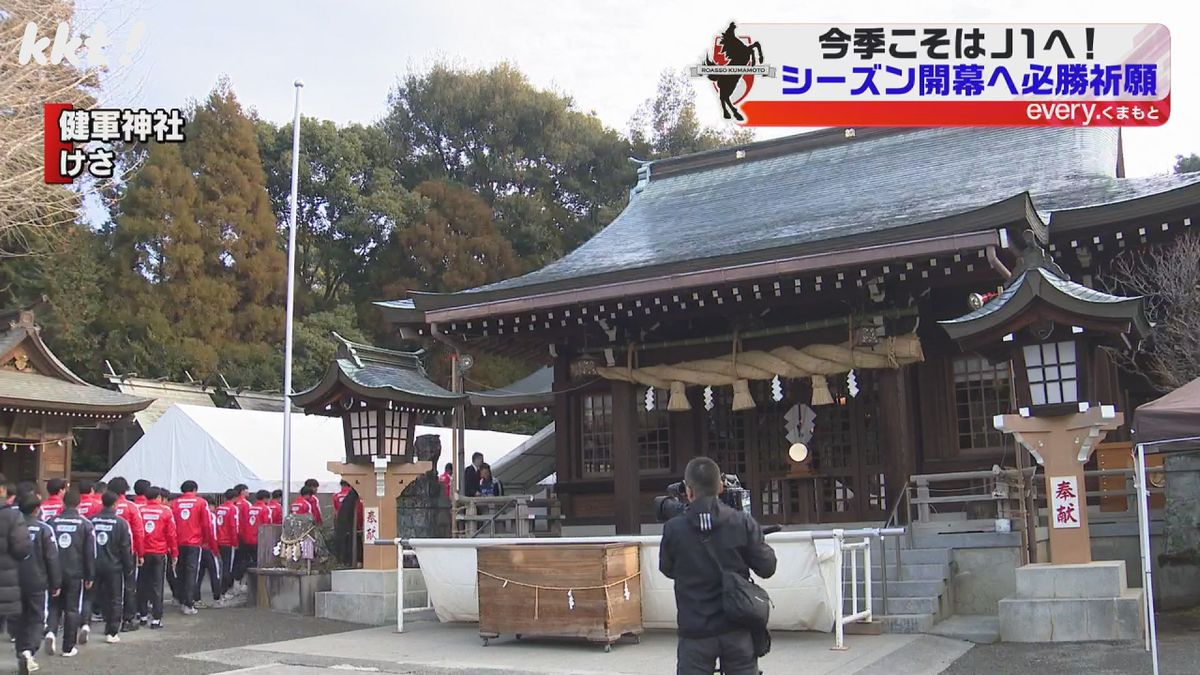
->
282 78 304 509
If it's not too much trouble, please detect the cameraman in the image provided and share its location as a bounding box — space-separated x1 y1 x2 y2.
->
659 457 777 675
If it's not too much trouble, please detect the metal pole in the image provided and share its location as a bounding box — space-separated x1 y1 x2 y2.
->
1135 443 1159 674
450 354 461 536
396 543 405 633
281 78 303 509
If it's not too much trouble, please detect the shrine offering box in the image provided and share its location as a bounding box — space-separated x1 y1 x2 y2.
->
477 543 643 650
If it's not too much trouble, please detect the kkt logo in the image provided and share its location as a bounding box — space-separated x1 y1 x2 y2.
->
690 22 776 122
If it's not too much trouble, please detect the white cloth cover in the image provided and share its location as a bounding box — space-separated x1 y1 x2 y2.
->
409 534 840 632
102 404 530 494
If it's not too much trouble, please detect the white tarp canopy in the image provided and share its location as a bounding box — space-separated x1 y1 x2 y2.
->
102 404 530 494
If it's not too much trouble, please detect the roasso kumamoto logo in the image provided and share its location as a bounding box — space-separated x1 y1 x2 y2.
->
690 22 776 122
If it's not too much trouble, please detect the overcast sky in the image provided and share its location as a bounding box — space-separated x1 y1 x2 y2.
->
80 0 1196 177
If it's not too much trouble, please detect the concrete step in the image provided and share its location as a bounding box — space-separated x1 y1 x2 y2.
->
913 519 1013 535
330 568 397 594
877 613 937 634
842 595 941 615
316 591 396 625
911 531 1022 549
929 615 1001 644
845 562 950 581
842 579 946 597
899 547 953 565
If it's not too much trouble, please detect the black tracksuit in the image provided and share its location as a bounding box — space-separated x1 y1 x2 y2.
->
47 509 95 652
196 547 221 603
14 516 60 659
0 504 30 671
91 508 134 637
659 497 777 675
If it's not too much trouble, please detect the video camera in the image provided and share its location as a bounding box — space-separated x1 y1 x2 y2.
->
654 473 752 522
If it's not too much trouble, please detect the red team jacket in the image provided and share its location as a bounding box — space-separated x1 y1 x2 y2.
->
40 494 64 520
289 496 312 517
306 494 322 525
235 495 252 546
78 493 102 519
140 502 178 557
215 501 240 548
171 492 214 549
114 495 145 557
267 499 283 525
332 487 363 524
243 500 270 545
206 510 220 555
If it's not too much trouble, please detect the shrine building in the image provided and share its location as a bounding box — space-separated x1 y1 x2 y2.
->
377 126 1200 535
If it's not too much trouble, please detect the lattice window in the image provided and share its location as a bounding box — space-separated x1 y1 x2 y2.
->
346 408 378 458
381 409 411 457
953 356 1012 449
867 473 887 511
818 476 855 513
705 387 747 477
761 479 784 516
579 392 613 476
1023 341 1079 406
636 387 671 471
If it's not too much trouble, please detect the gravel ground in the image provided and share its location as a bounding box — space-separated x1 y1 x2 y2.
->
942 608 1200 675
0 604 360 675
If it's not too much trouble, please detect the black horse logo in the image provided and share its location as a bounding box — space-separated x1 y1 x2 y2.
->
705 22 764 122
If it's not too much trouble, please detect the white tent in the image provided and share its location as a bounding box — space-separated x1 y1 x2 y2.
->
103 404 530 494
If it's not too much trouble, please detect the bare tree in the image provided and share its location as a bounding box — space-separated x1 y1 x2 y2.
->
1103 233 1200 391
0 0 99 256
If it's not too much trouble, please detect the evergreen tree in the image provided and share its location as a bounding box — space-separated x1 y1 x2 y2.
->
184 83 287 348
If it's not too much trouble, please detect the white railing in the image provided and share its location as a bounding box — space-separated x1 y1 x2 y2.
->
831 529 873 651
378 526 904 649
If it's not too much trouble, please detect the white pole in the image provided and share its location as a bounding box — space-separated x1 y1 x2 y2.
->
1134 443 1159 674
397 543 405 633
282 78 304 509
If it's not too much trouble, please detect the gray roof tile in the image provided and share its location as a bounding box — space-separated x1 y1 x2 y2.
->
462 127 1200 296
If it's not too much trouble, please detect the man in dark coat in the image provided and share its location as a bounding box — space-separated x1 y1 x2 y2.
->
462 452 484 497
15 494 60 674
0 479 31 674
659 458 777 675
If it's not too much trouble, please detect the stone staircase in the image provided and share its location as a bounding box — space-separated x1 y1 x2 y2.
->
841 536 955 634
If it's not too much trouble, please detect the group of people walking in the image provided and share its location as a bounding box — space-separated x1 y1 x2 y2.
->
0 474 327 674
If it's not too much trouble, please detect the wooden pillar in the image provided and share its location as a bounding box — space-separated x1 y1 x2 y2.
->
611 380 641 535
553 348 573 485
878 367 918 512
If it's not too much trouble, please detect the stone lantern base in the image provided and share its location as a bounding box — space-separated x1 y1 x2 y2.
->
999 561 1144 642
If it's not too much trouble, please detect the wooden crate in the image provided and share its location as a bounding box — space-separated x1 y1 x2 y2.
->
477 543 643 650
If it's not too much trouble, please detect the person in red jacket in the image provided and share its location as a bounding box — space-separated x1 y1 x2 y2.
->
240 491 271 572
39 477 67 519
77 480 101 519
268 490 284 525
214 489 240 597
332 480 352 515
132 479 151 510
136 487 177 629
231 484 252 590
194 495 223 608
170 480 211 615
303 479 323 525
107 477 143 632
290 487 314 517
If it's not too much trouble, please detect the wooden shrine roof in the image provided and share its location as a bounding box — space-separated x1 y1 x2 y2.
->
383 127 1200 322
1 310 151 417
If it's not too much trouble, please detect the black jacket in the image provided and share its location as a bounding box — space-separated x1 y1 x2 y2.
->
463 464 481 497
19 515 61 594
659 497 777 639
48 508 95 583
0 504 30 615
91 508 135 576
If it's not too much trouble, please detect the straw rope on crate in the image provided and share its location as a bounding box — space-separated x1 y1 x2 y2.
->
595 333 924 410
477 570 642 621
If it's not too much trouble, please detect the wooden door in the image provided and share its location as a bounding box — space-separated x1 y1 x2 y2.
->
812 373 888 522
